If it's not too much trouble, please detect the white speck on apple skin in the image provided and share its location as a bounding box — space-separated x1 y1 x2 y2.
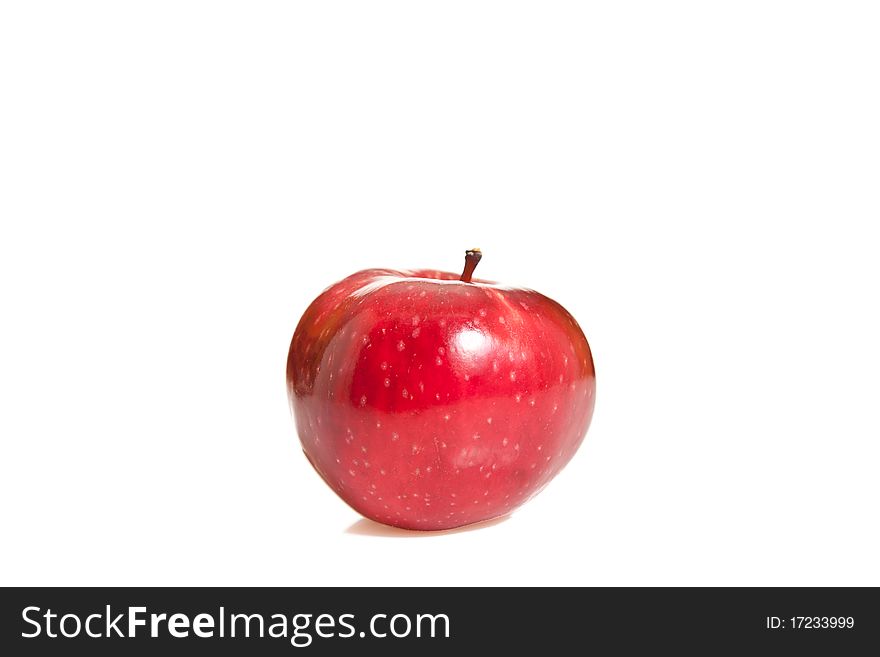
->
384 377 391 387
397 340 406 351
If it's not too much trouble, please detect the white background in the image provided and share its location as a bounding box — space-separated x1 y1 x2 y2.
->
2 2 878 586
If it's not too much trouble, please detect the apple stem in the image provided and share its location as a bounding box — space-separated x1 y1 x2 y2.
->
460 248 482 283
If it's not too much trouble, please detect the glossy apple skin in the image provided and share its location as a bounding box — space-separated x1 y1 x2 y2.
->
287 268 595 530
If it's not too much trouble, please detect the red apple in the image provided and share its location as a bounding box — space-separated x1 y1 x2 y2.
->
286 250 595 530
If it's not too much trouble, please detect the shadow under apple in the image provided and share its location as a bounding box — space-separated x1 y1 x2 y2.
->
345 514 512 537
